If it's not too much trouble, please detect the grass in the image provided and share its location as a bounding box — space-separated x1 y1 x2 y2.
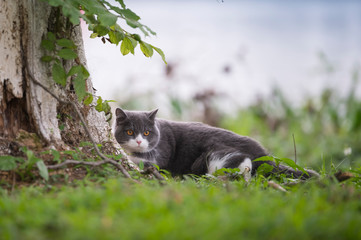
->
221 86 361 170
1 176 361 240
1 83 361 239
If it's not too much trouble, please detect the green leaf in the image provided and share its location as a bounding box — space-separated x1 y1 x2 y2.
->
108 30 124 45
253 156 275 162
58 49 78 60
90 33 98 38
256 163 274 175
79 141 93 147
144 25 157 36
84 93 94 105
125 20 149 36
41 56 54 62
50 149 61 163
98 11 117 26
102 101 111 114
36 160 49 181
95 96 103 112
140 42 153 58
94 24 109 37
120 37 134 55
131 34 141 41
139 160 144 170
104 100 116 103
120 8 140 21
81 65 90 79
84 13 97 24
47 32 56 42
41 39 55 51
115 0 126 9
152 45 167 64
213 167 240 177
279 157 308 175
52 63 67 86
21 147 41 171
0 156 23 171
128 37 138 48
67 65 82 77
73 73 87 102
56 38 76 49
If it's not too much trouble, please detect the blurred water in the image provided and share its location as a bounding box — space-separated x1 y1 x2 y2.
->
83 0 361 112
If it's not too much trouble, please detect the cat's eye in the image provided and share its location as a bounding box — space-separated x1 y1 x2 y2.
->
126 130 134 136
144 131 150 136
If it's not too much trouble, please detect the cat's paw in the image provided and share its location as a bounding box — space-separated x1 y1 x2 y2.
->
239 158 252 182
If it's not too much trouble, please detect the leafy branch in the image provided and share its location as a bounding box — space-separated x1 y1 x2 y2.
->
42 0 167 63
41 32 114 120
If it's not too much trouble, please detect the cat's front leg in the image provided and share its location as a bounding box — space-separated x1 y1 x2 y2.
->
128 155 155 169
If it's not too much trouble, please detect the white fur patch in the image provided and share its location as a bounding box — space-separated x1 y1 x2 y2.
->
207 154 253 182
208 159 225 174
207 153 239 174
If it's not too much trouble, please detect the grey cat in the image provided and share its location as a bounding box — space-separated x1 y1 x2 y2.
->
114 108 318 180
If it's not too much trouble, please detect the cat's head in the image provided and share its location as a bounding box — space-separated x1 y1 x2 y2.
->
114 108 160 153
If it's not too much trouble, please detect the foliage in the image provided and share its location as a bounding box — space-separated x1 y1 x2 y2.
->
2 1 360 238
0 148 49 182
254 155 308 175
41 32 115 121
41 32 89 102
221 82 361 171
40 0 166 120
0 156 24 171
41 0 166 63
1 174 361 240
1 86 361 238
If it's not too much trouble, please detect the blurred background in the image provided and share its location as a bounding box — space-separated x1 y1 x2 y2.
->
82 0 361 170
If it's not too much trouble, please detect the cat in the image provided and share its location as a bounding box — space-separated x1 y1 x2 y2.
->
114 108 319 180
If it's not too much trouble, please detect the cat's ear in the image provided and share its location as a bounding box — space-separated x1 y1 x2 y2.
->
147 109 158 122
115 108 128 122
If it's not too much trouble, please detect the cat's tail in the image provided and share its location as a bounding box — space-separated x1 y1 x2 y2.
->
252 160 320 180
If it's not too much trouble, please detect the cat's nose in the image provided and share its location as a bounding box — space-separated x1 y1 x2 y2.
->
136 140 142 145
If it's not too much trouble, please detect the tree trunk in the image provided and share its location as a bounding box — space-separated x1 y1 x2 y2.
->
0 0 112 152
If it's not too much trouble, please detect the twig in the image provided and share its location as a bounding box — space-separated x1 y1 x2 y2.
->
142 166 166 185
292 133 297 164
267 180 287 193
26 66 133 180
47 159 134 175
282 180 305 186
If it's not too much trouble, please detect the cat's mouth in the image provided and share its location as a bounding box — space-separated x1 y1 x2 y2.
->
122 141 149 153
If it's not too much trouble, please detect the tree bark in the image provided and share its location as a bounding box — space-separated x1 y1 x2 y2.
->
0 0 112 150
